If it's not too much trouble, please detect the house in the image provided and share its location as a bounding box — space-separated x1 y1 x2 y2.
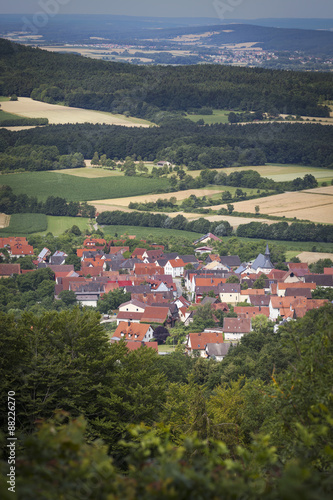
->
123 340 158 352
83 238 107 248
220 255 242 270
223 317 252 340
142 249 164 262
140 306 169 325
205 343 233 361
0 263 20 278
164 259 185 278
240 288 266 303
37 247 51 262
179 307 193 326
9 242 34 258
276 282 316 297
193 233 222 245
157 161 171 167
112 322 154 342
195 246 213 255
134 263 164 276
70 281 105 307
119 299 146 313
234 306 270 319
131 248 147 260
269 296 296 321
304 274 333 288
218 283 241 305
186 331 224 357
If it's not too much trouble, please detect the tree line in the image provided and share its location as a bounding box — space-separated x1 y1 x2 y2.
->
236 220 333 243
1 120 332 170
0 185 96 217
0 144 85 172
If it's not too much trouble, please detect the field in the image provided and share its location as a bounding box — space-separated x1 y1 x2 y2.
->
90 189 223 210
296 252 333 264
188 164 333 183
101 225 201 241
0 110 29 122
0 97 152 127
0 214 47 235
0 172 170 202
0 213 10 228
34 216 91 236
232 189 333 224
186 109 230 125
56 166 125 178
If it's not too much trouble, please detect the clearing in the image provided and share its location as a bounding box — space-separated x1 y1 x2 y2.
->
0 97 152 127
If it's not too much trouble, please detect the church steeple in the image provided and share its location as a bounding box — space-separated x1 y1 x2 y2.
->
265 244 270 256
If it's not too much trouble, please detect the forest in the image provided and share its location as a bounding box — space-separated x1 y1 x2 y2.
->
0 38 332 120
1 120 333 171
0 304 332 498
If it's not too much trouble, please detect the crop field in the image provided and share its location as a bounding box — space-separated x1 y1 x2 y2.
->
232 190 333 224
53 167 124 178
0 213 10 228
188 164 333 183
90 188 223 210
0 97 152 127
296 252 333 264
0 172 170 202
0 213 47 235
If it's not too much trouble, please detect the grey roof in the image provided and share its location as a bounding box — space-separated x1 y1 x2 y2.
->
220 255 241 268
249 295 270 307
251 246 274 271
201 296 219 305
223 317 251 333
235 264 247 274
285 288 312 298
126 285 151 294
304 275 333 287
120 258 142 270
49 256 66 266
156 259 168 267
205 343 232 358
218 283 241 294
181 255 198 264
162 253 179 260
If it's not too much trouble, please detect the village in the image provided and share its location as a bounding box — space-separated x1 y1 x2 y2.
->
0 232 331 360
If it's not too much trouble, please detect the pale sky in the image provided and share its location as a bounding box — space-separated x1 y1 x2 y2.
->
1 0 333 19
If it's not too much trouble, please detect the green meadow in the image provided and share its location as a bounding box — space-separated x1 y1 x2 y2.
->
101 225 201 241
0 213 47 235
0 172 170 202
186 109 230 125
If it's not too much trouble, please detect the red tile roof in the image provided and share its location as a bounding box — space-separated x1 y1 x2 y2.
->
113 322 152 341
187 332 224 350
141 306 169 324
223 318 251 333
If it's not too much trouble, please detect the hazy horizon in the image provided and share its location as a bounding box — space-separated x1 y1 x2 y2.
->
1 0 332 20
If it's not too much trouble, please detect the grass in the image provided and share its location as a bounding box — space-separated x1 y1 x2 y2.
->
33 216 91 236
0 214 47 235
158 344 177 353
186 109 230 125
0 172 170 202
101 225 201 241
0 110 26 122
0 97 10 102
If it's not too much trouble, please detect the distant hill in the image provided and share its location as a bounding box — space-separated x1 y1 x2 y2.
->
0 15 332 56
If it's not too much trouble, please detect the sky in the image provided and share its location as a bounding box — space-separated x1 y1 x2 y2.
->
1 0 333 19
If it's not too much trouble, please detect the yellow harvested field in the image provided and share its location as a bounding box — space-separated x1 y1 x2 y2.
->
296 252 333 264
52 167 123 178
0 97 151 127
186 214 277 229
91 189 222 208
303 185 333 195
232 191 333 224
0 213 10 228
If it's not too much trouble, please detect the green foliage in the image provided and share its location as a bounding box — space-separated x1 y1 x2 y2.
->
97 289 131 314
309 258 333 274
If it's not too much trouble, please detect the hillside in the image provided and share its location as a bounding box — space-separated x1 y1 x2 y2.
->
0 38 332 120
